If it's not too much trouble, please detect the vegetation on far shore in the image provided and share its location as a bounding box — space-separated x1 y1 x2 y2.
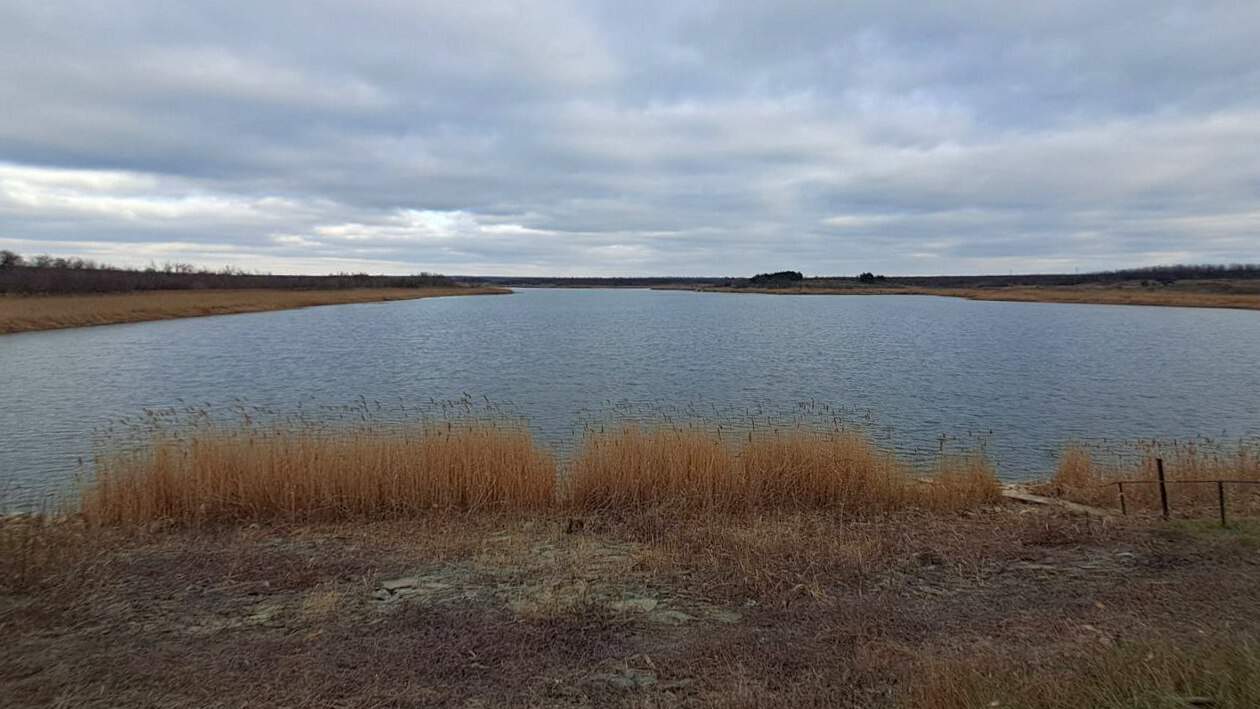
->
0 250 509 334
0 250 462 295
0 286 509 335
658 263 1260 310
698 283 1260 310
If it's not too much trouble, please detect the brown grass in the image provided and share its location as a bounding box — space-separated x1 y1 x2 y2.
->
1045 441 1260 515
697 284 1260 310
903 638 1260 709
564 427 1000 514
7 509 1260 707
82 424 557 525
0 286 510 334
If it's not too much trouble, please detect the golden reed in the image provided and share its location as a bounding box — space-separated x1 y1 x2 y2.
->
81 422 1002 525
83 424 555 525
565 427 1000 514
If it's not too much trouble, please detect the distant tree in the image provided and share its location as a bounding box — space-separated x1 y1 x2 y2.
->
749 270 804 286
0 250 21 269
858 272 877 283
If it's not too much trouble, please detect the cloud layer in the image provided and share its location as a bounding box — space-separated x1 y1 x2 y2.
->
2 1 1258 275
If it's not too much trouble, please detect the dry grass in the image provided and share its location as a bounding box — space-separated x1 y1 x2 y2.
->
951 285 1260 310
7 509 1260 707
82 424 557 525
902 638 1260 709
1044 441 1260 515
0 286 509 334
698 284 1260 310
564 427 1000 514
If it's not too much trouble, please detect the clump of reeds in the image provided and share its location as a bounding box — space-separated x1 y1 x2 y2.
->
82 423 557 525
1048 440 1260 514
564 427 999 514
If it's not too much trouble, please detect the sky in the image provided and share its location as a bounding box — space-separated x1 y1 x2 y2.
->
1 1 1258 277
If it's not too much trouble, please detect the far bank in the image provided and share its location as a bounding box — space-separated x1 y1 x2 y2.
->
664 282 1260 311
0 286 511 335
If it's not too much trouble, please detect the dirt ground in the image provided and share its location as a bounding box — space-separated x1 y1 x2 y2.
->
3 505 1259 707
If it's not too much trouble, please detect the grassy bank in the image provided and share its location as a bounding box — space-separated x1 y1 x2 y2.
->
686 283 1260 310
0 286 510 334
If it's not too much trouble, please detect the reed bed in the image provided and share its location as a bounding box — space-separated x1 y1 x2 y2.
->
82 423 557 525
564 427 1000 514
79 419 1001 526
1046 441 1260 515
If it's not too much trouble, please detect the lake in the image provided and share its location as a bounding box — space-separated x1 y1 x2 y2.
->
4 288 1259 508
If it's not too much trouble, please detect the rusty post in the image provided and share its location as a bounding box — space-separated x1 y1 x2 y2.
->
1156 458 1170 520
1218 481 1228 528
1117 481 1127 516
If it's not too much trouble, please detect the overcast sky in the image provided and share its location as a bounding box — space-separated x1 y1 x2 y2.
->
1 2 1257 276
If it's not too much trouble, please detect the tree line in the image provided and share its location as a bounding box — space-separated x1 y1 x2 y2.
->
0 251 457 295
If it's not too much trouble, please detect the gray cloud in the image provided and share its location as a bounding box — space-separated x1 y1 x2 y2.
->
1 0 1258 276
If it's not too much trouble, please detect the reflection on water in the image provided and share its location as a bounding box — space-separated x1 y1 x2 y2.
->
3 288 1259 508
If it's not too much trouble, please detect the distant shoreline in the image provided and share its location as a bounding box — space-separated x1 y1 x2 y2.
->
657 284 1260 311
0 286 511 335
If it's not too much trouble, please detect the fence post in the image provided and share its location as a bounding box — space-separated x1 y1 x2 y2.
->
1117 482 1127 516
1156 458 1170 520
1218 481 1228 528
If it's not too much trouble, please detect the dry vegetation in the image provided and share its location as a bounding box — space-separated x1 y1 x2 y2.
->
565 427 999 514
5 426 1259 706
83 424 556 526
4 507 1260 707
1043 441 1260 516
0 286 509 334
693 282 1260 310
82 424 1000 527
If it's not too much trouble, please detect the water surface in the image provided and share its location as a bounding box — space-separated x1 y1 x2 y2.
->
4 288 1259 507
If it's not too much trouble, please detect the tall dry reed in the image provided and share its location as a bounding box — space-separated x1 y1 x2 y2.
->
81 421 1002 526
565 427 999 513
82 424 556 525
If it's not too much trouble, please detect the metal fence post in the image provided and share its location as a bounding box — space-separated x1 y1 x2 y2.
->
1117 481 1127 516
1156 458 1170 520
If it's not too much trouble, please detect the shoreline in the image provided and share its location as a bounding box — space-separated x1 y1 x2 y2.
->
0 286 511 335
661 284 1260 310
